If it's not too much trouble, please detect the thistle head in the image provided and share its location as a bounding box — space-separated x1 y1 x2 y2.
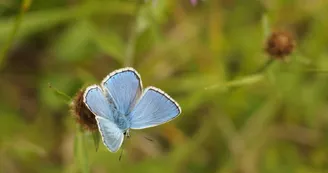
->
265 31 295 59
70 88 98 131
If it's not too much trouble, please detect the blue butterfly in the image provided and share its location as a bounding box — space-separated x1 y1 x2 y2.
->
83 67 181 152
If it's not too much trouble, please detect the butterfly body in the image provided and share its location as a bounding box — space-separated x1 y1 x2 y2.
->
112 109 130 132
83 67 181 152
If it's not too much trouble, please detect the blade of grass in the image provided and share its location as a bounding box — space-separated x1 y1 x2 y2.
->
124 1 144 67
0 0 31 70
204 74 264 90
0 1 136 43
241 97 278 145
74 125 90 173
91 131 100 152
261 13 270 40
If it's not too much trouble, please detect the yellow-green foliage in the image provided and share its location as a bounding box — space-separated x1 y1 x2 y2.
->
1 0 328 173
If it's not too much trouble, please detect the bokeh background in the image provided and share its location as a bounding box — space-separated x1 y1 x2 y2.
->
1 0 328 172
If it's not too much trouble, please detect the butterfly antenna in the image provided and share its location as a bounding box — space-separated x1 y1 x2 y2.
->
119 149 124 161
48 83 71 102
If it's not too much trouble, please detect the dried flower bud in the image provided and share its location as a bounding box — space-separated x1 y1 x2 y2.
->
70 88 98 131
265 31 295 59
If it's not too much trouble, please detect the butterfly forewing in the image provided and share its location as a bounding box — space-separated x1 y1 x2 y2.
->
101 68 143 115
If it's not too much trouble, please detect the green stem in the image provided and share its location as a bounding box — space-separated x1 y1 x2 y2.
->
305 69 328 73
254 58 274 74
204 74 264 90
124 0 143 67
74 125 89 173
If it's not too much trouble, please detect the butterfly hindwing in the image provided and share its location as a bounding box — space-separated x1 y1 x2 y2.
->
128 87 181 129
101 68 142 115
84 85 123 152
95 116 124 152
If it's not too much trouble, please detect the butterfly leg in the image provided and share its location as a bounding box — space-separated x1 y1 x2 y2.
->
119 148 124 161
144 136 153 142
124 129 131 138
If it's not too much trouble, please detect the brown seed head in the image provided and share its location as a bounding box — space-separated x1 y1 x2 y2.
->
265 31 295 59
70 88 98 131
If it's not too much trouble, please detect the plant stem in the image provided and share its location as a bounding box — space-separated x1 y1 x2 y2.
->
124 1 143 67
254 58 274 74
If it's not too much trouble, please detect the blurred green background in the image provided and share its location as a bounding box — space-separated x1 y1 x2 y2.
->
1 0 328 172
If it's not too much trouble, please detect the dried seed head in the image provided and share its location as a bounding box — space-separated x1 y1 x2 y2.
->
265 31 295 59
70 88 98 131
